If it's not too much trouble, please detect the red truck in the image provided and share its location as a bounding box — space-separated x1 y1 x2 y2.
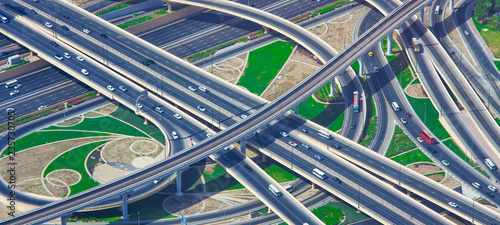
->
420 130 436 144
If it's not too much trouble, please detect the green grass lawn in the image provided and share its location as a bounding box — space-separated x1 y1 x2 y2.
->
386 54 413 89
495 117 500 127
385 126 417 157
494 61 500 72
473 17 500 58
405 94 450 140
298 96 345 132
391 149 432 166
411 77 421 84
70 192 175 222
44 141 107 196
110 106 165 143
312 205 343 224
263 163 297 182
1 131 110 157
238 41 296 95
382 36 401 53
441 139 490 179
44 116 148 138
360 116 377 147
96 4 131 16
118 10 169 29
425 171 445 176
182 167 204 193
351 61 360 74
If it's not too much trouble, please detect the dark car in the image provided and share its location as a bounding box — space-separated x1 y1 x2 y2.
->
405 112 412 117
100 33 108 38
142 61 150 66
0 52 8 56
146 59 155 64
62 14 70 19
299 127 308 133
61 26 69 31
429 147 437 154
333 177 342 184
31 9 36 14
51 41 58 47
244 165 252 172
487 192 495 197
222 154 230 162
350 124 356 129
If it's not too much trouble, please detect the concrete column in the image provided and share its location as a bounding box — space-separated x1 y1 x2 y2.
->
406 190 412 197
167 1 173 12
420 8 425 22
311 182 315 190
262 153 267 162
240 138 246 156
262 26 269 34
329 79 334 97
61 216 67 225
358 58 363 76
449 0 453 10
30 50 34 57
122 193 129 220
267 208 272 213
293 104 299 114
176 170 182 196
144 118 149 125
386 33 393 55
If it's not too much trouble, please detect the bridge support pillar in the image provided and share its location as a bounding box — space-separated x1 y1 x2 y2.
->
167 1 173 12
329 78 334 97
122 193 129 220
311 182 315 190
176 170 183 196
358 58 363 76
450 0 454 10
61 216 67 225
294 104 299 114
144 118 149 125
240 138 246 156
262 153 267 162
262 26 269 34
406 190 412 197
386 32 393 55
267 208 272 213
30 50 34 57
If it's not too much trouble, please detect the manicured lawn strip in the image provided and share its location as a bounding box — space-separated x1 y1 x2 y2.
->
238 41 295 95
329 111 345 132
442 139 472 163
44 141 107 196
386 53 412 89
203 164 227 183
44 116 147 138
182 167 204 193
411 77 421 85
405 94 450 139
360 116 377 147
425 171 445 176
1 131 110 157
494 61 500 72
385 126 417 157
118 10 170 29
351 61 360 74
263 164 297 182
70 193 175 221
110 106 165 143
495 118 500 127
299 96 345 132
96 4 131 16
475 166 491 179
312 205 343 224
382 36 401 53
473 17 500 58
391 149 432 166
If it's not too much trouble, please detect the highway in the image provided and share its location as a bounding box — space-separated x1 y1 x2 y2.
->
0 0 440 223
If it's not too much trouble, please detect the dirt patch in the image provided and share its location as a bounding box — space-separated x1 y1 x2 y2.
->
261 47 320 101
440 175 461 190
427 173 445 182
56 115 83 127
199 197 228 213
46 169 81 186
93 163 134 183
131 140 158 154
71 0 94 6
164 195 204 216
0 137 114 193
17 179 52 197
44 178 70 198
101 137 163 164
83 111 104 118
406 84 428 98
0 202 13 220
94 103 119 115
309 23 327 37
205 53 247 84
407 163 442 175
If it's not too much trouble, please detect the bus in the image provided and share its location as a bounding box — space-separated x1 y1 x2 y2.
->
318 129 331 139
4 79 18 88
435 5 440 15
313 168 326 180
485 158 497 170
353 91 359 113
420 130 436 144
412 37 420 53
391 102 400 111
268 184 282 197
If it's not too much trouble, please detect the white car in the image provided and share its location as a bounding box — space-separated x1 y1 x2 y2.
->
14 84 22 89
280 132 288 137
76 56 84 62
153 178 163 184
38 105 46 110
472 182 482 189
5 108 14 113
240 114 247 119
197 105 206 112
44 22 53 28
224 147 230 151
374 67 379 72
106 85 115 91
119 86 127 92
448 202 458 208
188 86 197 91
10 90 19 96
199 86 208 92
173 113 182 120
442 160 450 166
81 69 89 75
302 143 311 149
83 29 90 34
417 137 424 143
63 52 71 59
55 54 63 61
136 103 143 109
464 30 470 36
401 118 407 124
172 131 178 140
488 185 498 192
207 133 212 138
155 107 163 113
288 141 297 147
314 155 323 160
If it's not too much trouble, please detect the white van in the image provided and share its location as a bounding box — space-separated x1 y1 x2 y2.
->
392 102 400 111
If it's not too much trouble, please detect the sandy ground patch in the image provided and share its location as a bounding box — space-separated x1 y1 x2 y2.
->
164 195 204 216
101 137 163 164
199 197 228 213
0 137 114 191
406 84 428 98
93 163 134 183
427 173 445 182
93 103 119 115
205 53 247 84
71 0 94 6
131 140 158 154
261 47 320 101
46 169 81 186
407 163 442 175
55 115 83 127
440 175 461 190
0 202 13 220
17 178 69 198
83 111 104 118
295 187 321 202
